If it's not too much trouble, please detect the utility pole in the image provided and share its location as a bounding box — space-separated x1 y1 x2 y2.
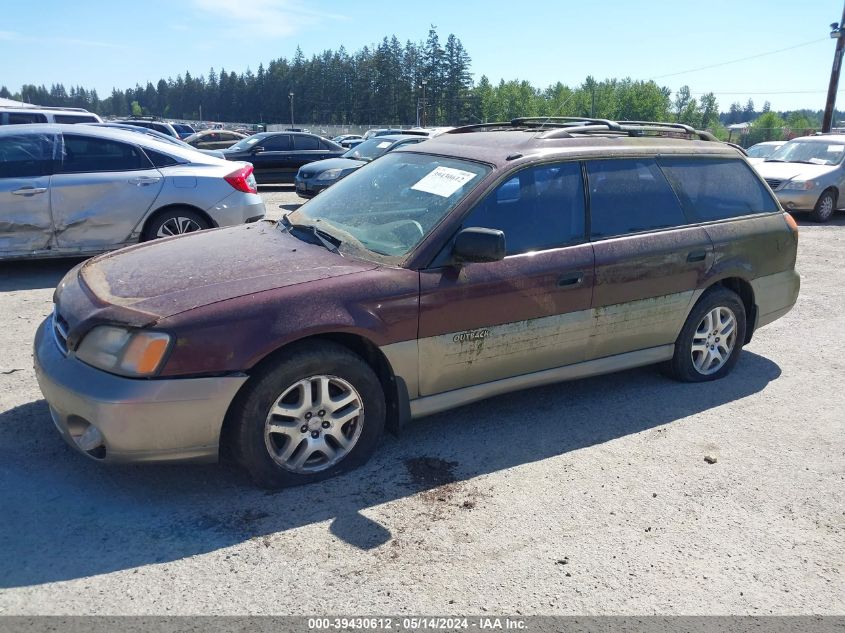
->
289 91 295 129
823 2 845 132
421 80 427 127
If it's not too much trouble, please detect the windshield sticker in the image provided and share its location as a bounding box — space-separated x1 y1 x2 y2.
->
808 158 828 165
411 166 477 197
377 141 392 148
827 145 844 152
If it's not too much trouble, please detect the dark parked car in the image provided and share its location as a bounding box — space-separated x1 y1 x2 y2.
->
171 123 196 140
114 117 179 138
185 129 248 150
221 131 344 184
294 134 427 198
34 118 800 489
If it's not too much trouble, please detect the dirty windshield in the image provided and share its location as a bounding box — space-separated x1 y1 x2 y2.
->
287 152 490 262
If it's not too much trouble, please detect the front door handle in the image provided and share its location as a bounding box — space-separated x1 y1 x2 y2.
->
557 272 585 288
12 186 47 196
686 250 707 263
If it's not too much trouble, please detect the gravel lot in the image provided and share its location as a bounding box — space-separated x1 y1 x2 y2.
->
0 190 842 615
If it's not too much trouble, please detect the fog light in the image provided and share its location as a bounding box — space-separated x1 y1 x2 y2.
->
76 424 104 452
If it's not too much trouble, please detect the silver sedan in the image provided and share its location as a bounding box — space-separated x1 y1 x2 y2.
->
0 124 265 259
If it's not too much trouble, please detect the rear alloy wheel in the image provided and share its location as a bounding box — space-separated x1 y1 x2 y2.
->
810 190 837 223
142 208 210 241
230 341 385 488
664 287 747 382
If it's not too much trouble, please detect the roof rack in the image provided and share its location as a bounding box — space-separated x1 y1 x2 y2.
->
446 117 717 142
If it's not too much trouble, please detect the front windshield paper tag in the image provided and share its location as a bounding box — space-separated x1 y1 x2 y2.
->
827 145 844 152
377 141 392 148
411 166 476 197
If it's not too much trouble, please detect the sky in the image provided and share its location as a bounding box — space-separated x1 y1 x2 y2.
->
1 0 843 113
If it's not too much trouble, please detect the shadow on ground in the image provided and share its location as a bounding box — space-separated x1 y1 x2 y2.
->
0 258 85 292
0 351 781 588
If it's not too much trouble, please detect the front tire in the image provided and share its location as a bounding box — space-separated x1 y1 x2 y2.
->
230 341 386 488
665 287 746 382
810 189 837 223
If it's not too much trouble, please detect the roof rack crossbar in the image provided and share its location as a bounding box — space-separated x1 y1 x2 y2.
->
511 116 622 130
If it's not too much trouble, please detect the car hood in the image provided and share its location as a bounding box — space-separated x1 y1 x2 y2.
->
74 221 378 321
302 158 365 174
754 161 839 181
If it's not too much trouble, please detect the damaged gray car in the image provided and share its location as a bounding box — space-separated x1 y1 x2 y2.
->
0 124 265 259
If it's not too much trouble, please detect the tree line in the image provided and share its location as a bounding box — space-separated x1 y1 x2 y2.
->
0 26 837 137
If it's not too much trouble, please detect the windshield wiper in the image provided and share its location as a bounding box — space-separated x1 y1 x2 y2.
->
281 214 341 254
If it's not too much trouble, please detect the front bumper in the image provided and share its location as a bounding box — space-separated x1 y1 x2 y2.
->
294 177 330 199
33 318 248 463
774 189 821 211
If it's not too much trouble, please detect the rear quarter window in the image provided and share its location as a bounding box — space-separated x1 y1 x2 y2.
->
658 157 780 221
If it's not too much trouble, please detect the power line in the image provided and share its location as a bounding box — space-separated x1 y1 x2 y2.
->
689 89 844 95
651 38 829 80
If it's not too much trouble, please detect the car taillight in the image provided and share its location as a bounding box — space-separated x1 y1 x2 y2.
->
784 211 799 237
224 164 257 194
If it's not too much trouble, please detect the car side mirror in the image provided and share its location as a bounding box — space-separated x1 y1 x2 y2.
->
251 146 265 154
452 227 506 263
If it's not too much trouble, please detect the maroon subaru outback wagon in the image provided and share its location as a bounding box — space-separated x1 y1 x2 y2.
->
34 118 800 488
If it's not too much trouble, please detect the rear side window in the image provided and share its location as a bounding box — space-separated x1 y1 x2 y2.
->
294 135 320 150
7 112 48 124
658 157 780 221
0 133 54 177
586 159 687 239
54 114 98 124
142 148 180 167
462 162 586 255
60 135 151 173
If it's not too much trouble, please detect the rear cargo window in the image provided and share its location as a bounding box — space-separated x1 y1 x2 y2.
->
658 157 780 221
53 114 99 124
586 159 688 238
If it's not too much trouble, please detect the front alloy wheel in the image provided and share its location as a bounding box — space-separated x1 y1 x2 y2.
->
264 375 364 473
230 340 386 488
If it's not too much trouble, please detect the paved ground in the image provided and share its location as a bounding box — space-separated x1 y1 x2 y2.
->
0 195 842 615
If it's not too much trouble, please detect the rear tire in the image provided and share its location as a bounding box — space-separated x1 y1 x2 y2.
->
665 287 747 383
809 189 837 223
230 341 385 489
142 207 210 241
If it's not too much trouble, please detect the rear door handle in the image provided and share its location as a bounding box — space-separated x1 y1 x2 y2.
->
12 186 47 196
128 176 161 186
557 272 585 288
686 250 707 263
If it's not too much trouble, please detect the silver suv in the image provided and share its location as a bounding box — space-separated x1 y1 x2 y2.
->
753 134 845 222
0 124 265 259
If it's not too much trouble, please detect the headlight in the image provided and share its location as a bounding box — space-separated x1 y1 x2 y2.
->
75 326 172 377
316 168 343 182
782 180 817 191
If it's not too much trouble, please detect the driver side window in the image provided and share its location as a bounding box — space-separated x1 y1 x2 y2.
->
461 162 586 256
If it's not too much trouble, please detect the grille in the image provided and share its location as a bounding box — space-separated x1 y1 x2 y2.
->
52 308 69 355
764 178 783 190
